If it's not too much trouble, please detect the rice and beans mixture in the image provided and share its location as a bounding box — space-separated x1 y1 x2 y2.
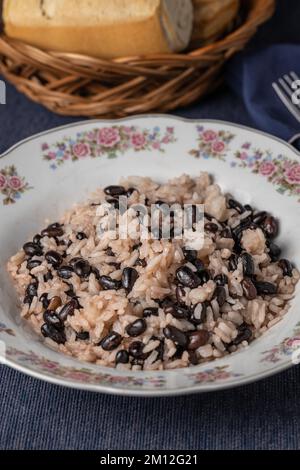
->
7 174 299 370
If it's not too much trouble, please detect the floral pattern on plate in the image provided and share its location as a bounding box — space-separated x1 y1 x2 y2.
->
260 322 300 364
189 126 235 161
187 365 242 384
5 347 167 388
232 142 300 201
42 125 176 169
0 165 32 205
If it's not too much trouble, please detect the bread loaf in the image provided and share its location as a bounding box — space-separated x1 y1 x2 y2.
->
191 0 239 45
3 0 194 58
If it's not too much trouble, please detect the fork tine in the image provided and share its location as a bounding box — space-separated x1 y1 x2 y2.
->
280 77 294 98
282 74 300 108
290 71 300 82
272 82 300 123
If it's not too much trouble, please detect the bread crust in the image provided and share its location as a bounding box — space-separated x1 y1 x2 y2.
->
3 0 193 58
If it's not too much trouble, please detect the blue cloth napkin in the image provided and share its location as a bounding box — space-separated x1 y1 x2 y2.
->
226 44 300 145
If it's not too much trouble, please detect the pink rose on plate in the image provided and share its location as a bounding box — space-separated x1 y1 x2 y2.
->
285 164 300 184
0 174 7 190
98 127 120 148
152 142 160 150
239 151 248 160
72 142 91 158
8 176 23 190
202 129 217 142
259 161 276 176
211 140 225 153
131 132 146 149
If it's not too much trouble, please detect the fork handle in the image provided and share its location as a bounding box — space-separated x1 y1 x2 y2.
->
289 134 300 151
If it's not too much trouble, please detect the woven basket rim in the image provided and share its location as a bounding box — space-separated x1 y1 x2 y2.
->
0 0 275 118
0 0 275 65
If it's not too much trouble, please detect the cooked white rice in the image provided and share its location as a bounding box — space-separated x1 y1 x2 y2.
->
7 173 299 370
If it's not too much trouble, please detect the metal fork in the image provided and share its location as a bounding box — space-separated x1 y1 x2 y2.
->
272 71 300 145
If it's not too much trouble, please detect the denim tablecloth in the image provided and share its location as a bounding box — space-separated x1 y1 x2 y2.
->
1 0 300 450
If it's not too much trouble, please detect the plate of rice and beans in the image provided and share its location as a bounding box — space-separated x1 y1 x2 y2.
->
1 116 300 395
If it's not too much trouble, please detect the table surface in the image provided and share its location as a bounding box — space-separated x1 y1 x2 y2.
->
1 0 300 450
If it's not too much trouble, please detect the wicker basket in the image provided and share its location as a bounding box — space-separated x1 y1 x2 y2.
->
0 0 274 118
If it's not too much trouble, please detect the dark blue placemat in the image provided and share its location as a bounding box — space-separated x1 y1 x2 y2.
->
1 0 300 450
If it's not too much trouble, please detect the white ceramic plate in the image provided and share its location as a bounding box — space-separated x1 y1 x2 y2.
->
1 115 300 396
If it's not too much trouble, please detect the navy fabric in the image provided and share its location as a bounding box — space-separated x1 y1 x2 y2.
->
226 44 300 142
1 0 300 450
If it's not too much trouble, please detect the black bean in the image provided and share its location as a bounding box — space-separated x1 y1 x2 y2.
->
108 262 121 269
154 337 165 361
244 204 253 212
213 286 227 306
176 266 201 289
164 304 190 320
23 242 43 257
172 345 185 360
253 211 267 225
135 258 147 268
143 307 159 318
192 259 206 273
115 350 129 365
100 331 122 351
268 241 281 261
57 265 74 280
41 323 66 344
122 267 138 292
197 269 211 285
69 257 84 268
76 232 87 240
58 299 77 321
26 259 42 270
39 293 50 310
157 296 173 308
45 250 63 268
220 228 232 239
240 252 255 277
232 324 252 346
228 254 238 271
73 259 91 278
33 234 43 245
48 296 62 311
43 310 63 329
279 259 293 277
41 223 64 238
23 295 32 305
125 319 147 337
254 281 277 295
187 330 210 350
228 198 245 214
260 215 279 239
242 278 257 300
128 341 146 358
44 270 53 282
214 274 228 286
26 281 38 299
163 325 188 347
126 187 137 198
99 275 122 291
91 266 101 280
104 185 126 196
76 331 90 341
106 198 119 209
183 248 197 262
205 222 218 233
188 351 199 365
190 302 208 325
176 285 187 305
